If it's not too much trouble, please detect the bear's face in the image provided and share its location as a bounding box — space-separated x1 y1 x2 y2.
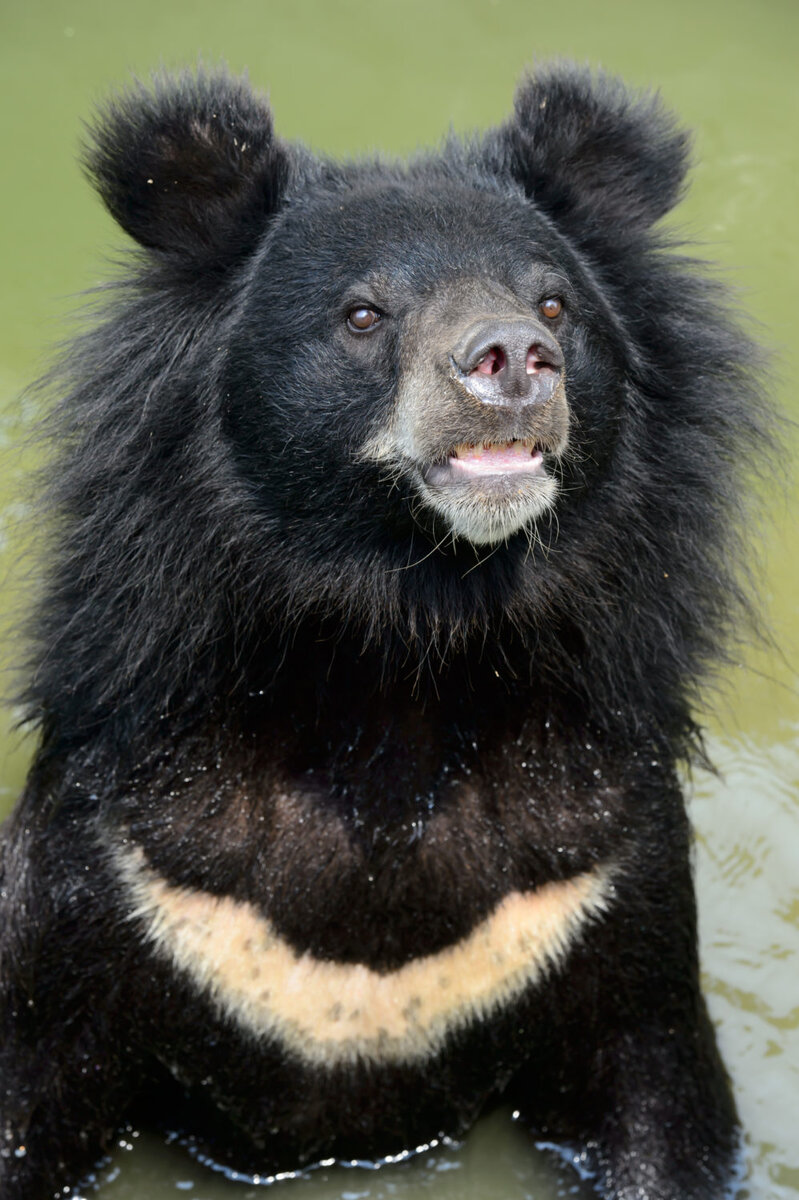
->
223 176 626 549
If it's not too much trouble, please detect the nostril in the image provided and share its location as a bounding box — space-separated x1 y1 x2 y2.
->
471 347 506 377
526 345 559 374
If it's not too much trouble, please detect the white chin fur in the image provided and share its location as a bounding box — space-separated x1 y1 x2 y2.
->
419 473 559 545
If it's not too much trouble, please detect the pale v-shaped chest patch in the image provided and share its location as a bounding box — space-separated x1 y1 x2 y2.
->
117 845 613 1067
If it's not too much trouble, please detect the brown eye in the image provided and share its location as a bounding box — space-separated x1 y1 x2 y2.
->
539 297 563 320
347 306 382 332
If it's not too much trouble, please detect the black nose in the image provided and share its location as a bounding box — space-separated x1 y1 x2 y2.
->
450 318 564 408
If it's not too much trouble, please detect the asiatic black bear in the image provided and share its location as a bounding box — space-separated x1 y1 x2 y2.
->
0 65 767 1199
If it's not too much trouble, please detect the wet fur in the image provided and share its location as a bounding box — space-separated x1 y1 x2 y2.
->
0 64 769 1198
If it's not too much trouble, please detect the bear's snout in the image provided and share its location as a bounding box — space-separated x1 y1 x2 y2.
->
450 316 564 409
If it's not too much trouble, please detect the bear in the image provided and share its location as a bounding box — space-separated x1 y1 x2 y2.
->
0 64 769 1199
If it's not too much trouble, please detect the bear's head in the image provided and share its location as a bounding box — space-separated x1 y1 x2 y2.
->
29 67 760 744
85 67 689 552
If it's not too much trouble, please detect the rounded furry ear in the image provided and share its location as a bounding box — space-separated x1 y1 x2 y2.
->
83 69 292 264
488 64 691 241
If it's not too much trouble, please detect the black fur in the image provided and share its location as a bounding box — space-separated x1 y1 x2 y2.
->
0 64 768 1198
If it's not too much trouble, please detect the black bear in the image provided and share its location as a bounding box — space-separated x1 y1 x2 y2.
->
0 65 767 1199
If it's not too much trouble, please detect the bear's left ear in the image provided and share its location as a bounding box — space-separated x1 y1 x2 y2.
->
84 69 292 265
487 65 691 241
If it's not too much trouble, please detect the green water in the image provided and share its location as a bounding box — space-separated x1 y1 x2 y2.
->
0 0 796 1196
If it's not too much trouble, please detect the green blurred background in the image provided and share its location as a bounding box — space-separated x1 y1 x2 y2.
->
1 1 797 1197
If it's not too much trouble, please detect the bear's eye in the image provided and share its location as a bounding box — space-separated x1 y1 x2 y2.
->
539 297 563 320
347 306 382 333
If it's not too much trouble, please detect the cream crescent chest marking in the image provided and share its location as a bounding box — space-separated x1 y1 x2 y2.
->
116 845 613 1068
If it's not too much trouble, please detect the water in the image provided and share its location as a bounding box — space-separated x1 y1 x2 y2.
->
1 0 797 1196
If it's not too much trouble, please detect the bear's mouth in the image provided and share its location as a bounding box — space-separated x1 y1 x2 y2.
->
423 438 545 487
414 434 561 545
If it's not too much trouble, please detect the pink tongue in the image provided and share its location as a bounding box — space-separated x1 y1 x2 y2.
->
449 443 543 476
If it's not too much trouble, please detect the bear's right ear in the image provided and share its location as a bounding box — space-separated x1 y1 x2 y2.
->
83 70 291 264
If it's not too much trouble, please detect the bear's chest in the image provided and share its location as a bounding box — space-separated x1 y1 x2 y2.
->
116 834 613 1070
111 747 629 1069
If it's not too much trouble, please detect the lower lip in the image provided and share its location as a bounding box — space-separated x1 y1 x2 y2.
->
447 447 544 477
423 449 544 488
